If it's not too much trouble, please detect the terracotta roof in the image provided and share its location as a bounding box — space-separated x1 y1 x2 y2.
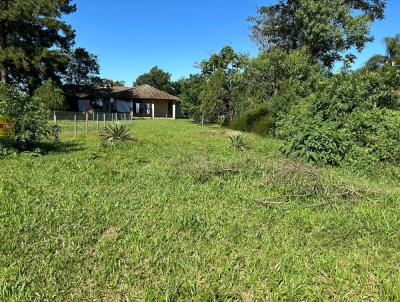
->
78 84 179 101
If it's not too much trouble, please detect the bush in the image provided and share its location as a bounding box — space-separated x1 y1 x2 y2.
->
277 70 400 166
33 79 66 112
280 123 349 166
0 82 51 150
230 104 273 136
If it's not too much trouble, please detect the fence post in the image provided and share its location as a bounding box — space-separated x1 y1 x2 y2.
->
93 112 95 123
85 112 88 134
53 111 57 125
103 113 106 128
96 114 99 131
74 114 77 138
115 113 118 123
111 112 114 122
130 111 133 124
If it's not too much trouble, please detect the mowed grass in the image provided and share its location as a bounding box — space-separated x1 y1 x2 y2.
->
1 119 400 301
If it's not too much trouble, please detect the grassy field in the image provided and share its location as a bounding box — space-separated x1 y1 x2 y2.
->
1 119 400 301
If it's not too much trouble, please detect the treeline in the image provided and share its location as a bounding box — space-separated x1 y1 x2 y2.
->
176 0 400 167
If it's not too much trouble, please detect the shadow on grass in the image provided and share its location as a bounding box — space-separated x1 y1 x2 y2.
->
39 141 84 154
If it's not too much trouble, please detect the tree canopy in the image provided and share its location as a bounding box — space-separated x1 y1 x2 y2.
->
64 48 100 87
0 0 76 92
134 66 175 94
249 0 387 68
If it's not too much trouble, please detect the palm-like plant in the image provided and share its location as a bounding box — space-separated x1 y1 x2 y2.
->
229 131 248 150
100 123 133 146
384 34 400 66
364 34 400 70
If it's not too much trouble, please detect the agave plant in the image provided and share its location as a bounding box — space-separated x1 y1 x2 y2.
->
229 131 248 150
100 123 133 146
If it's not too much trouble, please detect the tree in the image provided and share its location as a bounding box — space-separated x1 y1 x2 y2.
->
241 47 325 114
33 79 66 111
0 0 76 92
384 34 400 66
199 46 247 119
200 70 228 121
64 48 100 87
364 34 400 70
249 0 387 68
179 74 205 121
100 79 126 87
134 66 175 94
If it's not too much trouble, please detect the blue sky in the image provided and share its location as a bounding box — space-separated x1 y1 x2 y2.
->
65 0 400 84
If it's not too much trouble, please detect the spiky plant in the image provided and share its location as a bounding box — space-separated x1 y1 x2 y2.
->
100 123 133 146
229 131 248 150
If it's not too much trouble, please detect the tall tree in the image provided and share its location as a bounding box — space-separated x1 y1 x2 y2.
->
64 48 100 87
0 0 76 91
249 0 387 68
134 66 175 94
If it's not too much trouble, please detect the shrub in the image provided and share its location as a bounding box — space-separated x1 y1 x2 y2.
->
0 82 51 149
100 123 134 146
280 123 349 166
278 70 400 167
345 109 400 164
230 104 273 135
33 79 67 112
229 131 248 150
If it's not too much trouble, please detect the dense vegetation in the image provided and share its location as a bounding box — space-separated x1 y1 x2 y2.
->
1 120 400 301
176 0 400 169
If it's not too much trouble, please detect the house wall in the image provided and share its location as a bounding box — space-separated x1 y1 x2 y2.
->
153 100 170 118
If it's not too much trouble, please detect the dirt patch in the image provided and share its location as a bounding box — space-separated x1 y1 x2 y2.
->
204 130 237 137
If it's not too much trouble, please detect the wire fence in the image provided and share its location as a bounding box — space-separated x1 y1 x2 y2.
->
51 111 136 136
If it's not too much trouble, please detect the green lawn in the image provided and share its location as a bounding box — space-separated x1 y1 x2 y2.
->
1 119 400 301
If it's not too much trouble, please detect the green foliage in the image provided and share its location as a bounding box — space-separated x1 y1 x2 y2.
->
64 48 100 88
199 47 247 120
229 131 248 149
345 109 400 164
200 70 228 121
241 47 325 114
178 74 205 121
217 115 226 127
312 71 399 121
230 104 273 136
33 79 66 111
0 0 76 91
100 123 134 146
249 0 386 68
278 70 400 166
134 66 176 94
281 123 349 166
0 82 51 149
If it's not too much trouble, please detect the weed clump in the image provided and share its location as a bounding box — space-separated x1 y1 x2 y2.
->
229 132 249 150
100 123 134 146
